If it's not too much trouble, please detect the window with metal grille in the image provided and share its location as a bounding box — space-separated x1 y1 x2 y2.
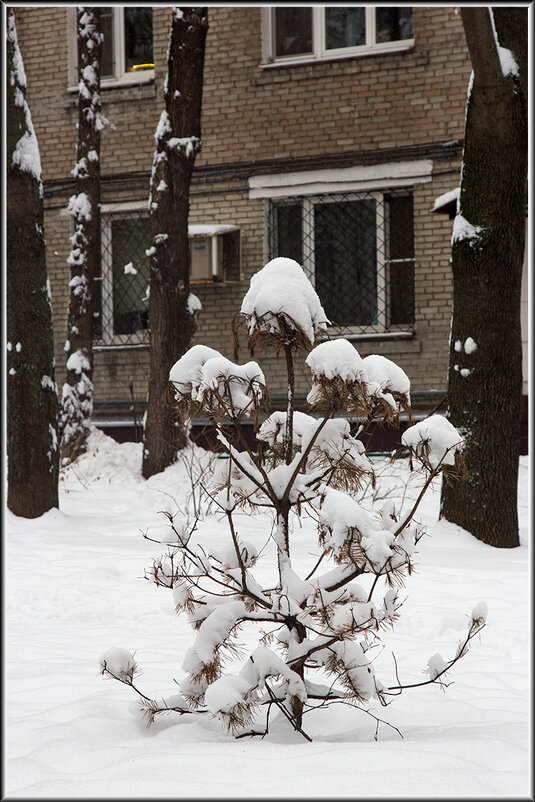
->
268 189 415 336
95 210 151 346
95 210 242 346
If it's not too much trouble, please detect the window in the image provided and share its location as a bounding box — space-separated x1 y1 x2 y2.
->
97 209 152 346
268 189 415 336
263 6 413 65
95 208 241 347
69 7 154 87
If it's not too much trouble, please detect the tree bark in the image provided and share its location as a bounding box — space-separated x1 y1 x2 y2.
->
7 8 59 517
142 7 208 479
60 7 102 463
440 7 527 548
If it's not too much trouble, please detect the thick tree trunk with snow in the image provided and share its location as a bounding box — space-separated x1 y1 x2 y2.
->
60 7 102 463
440 7 527 548
7 9 59 517
142 7 208 479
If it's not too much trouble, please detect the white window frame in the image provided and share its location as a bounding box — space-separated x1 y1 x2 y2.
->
261 6 414 68
67 7 154 90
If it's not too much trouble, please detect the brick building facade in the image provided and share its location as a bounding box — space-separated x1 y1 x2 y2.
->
13 6 528 450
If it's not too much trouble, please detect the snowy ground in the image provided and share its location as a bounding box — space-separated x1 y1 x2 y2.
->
4 430 531 798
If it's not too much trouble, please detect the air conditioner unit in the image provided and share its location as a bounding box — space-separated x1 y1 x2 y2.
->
189 224 241 283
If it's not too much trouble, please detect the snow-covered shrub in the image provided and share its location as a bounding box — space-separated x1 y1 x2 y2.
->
101 259 485 741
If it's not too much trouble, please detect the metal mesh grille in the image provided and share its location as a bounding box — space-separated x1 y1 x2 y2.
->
268 188 415 336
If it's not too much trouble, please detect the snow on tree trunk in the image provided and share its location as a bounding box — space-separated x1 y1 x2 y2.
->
101 258 486 742
440 7 527 548
59 7 102 464
6 8 59 517
142 7 208 479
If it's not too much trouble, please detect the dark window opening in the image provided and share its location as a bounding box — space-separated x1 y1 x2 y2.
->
376 7 413 43
274 7 313 57
315 199 377 327
325 7 366 50
124 7 153 72
111 216 151 336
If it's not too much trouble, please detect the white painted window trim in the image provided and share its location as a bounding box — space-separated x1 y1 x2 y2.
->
260 6 414 68
249 160 432 200
67 7 154 90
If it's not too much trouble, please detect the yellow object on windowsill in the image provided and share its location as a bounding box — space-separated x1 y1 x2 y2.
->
129 63 154 72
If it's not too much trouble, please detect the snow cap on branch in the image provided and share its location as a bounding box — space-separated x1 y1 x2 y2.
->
402 414 464 469
237 258 329 352
169 345 266 418
100 648 137 683
361 354 411 415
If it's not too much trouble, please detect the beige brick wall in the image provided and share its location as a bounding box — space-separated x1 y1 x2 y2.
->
15 6 470 416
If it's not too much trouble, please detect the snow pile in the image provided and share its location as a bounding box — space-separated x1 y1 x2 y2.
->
169 344 223 397
7 11 43 187
362 354 411 408
452 214 483 246
196 356 265 416
464 336 477 354
305 340 410 415
257 410 316 450
306 339 367 383
489 8 519 78
187 293 202 315
402 414 464 468
169 346 265 417
240 258 329 345
317 486 410 572
100 648 137 683
432 186 459 213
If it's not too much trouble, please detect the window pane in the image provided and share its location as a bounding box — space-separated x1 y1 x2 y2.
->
100 7 114 77
386 193 414 326
124 7 153 73
111 216 151 335
376 8 413 43
325 7 366 50
220 230 241 281
274 8 313 57
314 199 377 327
275 203 303 264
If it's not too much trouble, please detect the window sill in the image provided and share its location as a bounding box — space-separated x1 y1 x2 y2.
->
321 329 415 343
260 41 414 70
66 77 156 103
94 342 149 352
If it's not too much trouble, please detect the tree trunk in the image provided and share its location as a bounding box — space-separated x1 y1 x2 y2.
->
60 7 102 463
7 8 59 517
142 8 208 479
440 7 527 548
